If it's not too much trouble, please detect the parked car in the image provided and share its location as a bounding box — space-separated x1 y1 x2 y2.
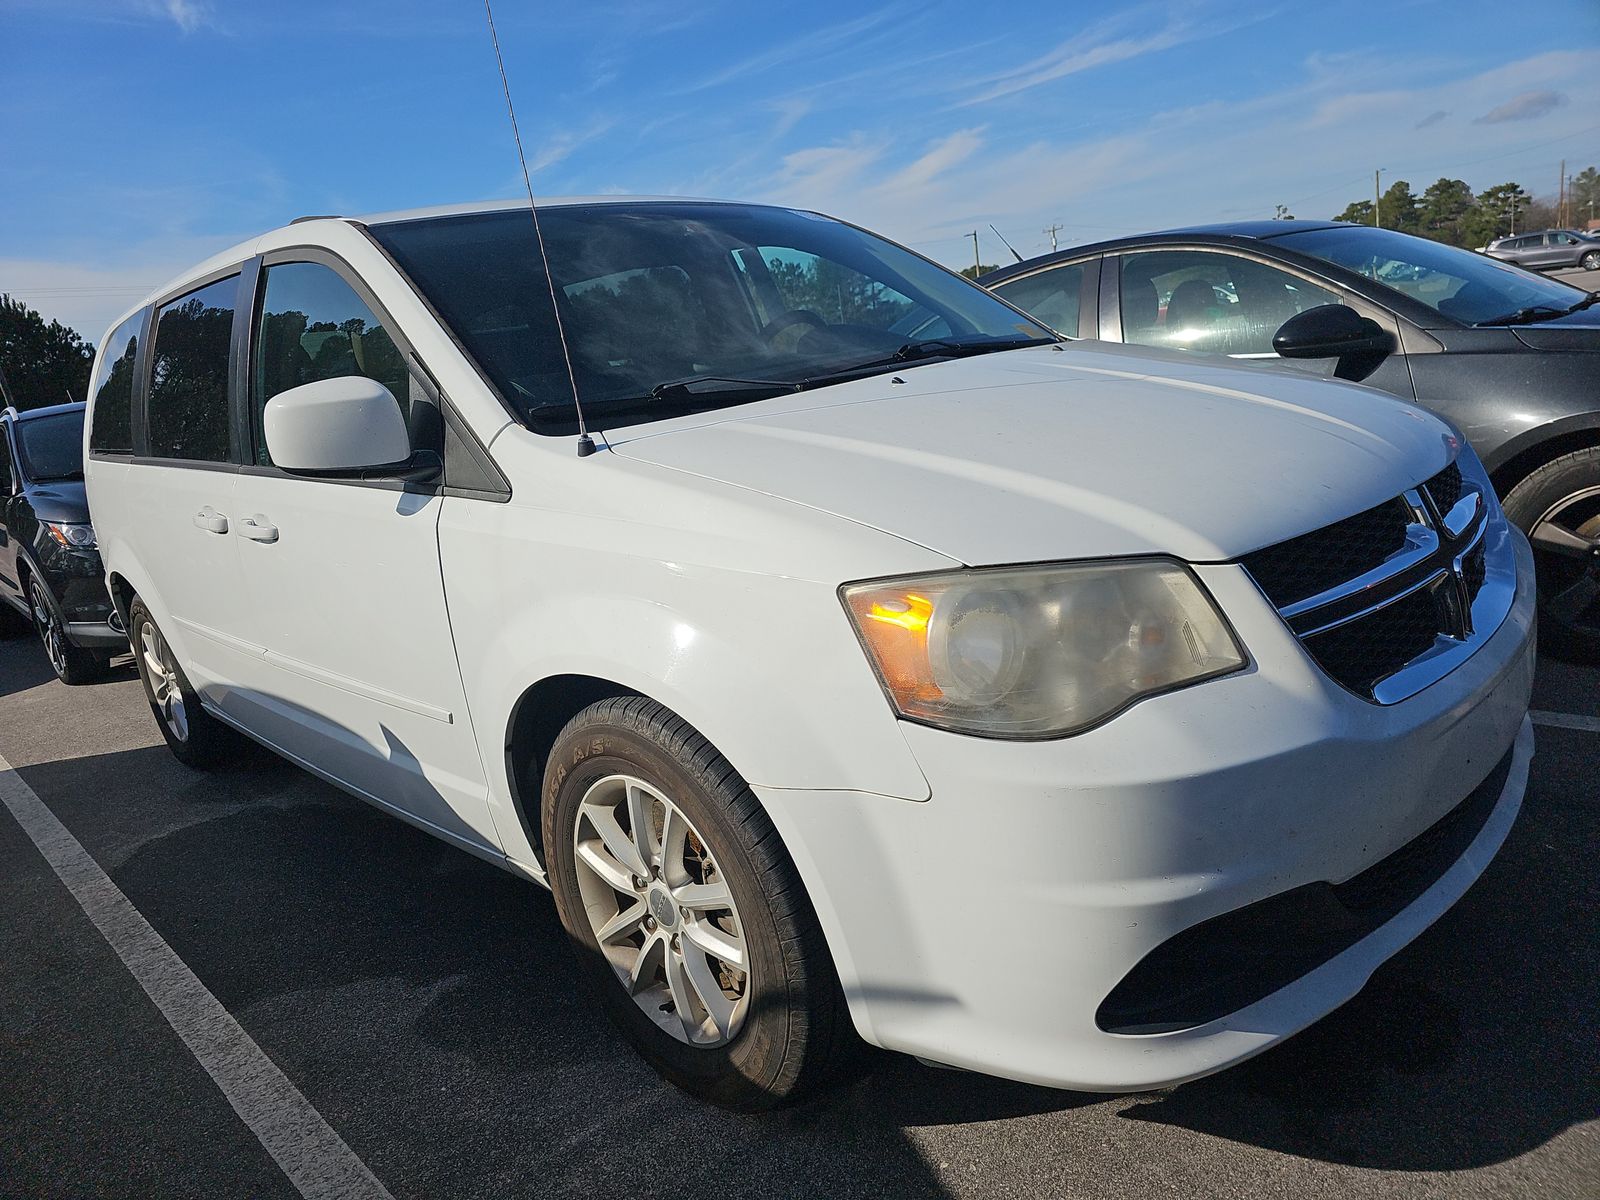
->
0 401 125 682
981 221 1600 652
85 199 1534 1110
1485 229 1600 272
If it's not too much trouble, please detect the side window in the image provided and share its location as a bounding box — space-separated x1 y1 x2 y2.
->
147 276 238 462
1120 251 1339 357
253 262 411 467
991 262 1086 337
0 425 13 493
88 311 142 454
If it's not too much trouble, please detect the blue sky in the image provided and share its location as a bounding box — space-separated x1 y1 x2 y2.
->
2 0 1597 343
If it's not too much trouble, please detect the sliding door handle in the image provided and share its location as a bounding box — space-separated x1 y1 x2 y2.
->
192 507 229 534
239 515 279 544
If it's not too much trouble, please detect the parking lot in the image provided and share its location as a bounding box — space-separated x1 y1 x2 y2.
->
0 629 1594 1200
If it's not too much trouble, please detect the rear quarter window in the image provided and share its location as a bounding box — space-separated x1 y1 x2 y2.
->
88 311 143 455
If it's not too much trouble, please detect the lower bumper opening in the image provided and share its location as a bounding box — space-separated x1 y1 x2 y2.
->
1096 744 1516 1035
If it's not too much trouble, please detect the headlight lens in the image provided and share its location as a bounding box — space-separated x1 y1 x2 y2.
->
45 522 97 549
843 560 1246 738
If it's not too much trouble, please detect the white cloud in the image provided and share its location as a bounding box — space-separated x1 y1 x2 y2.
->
953 3 1274 107
159 0 207 32
676 7 907 93
1475 90 1567 124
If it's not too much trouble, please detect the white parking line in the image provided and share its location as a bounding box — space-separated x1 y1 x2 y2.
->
0 750 394 1200
1530 710 1600 733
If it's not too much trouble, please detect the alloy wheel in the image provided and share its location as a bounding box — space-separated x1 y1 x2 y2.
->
30 581 68 678
139 620 189 742
571 774 750 1047
1528 483 1600 639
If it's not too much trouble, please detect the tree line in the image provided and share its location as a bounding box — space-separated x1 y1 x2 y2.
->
0 294 97 410
1326 166 1599 248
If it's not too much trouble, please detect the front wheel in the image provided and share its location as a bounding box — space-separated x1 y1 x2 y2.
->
1580 250 1600 271
542 696 851 1111
29 577 108 685
1501 446 1600 658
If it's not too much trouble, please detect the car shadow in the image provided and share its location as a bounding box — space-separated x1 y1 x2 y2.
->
5 666 1596 1194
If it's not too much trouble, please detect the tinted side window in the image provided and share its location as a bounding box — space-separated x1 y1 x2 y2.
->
147 276 238 462
0 425 13 492
88 311 142 454
991 263 1086 337
1120 251 1338 357
253 262 411 467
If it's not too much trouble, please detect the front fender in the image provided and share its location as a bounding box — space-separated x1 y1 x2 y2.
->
438 480 944 868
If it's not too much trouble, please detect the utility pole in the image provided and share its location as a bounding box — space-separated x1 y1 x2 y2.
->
968 230 981 277
1374 168 1383 228
1043 223 1063 252
1558 159 1566 227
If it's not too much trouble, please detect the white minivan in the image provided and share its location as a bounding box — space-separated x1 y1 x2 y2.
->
84 199 1536 1110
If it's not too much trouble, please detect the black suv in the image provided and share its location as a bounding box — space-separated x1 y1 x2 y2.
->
0 402 126 682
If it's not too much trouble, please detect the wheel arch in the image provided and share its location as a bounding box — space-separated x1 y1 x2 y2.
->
1487 416 1600 500
503 672 643 866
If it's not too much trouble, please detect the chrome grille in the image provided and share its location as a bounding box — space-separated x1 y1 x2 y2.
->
1241 456 1512 704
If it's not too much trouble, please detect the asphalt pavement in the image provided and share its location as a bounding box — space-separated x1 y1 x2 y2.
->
0 631 1596 1200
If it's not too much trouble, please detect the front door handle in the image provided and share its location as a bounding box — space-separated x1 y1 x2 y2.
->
192 507 229 534
239 515 279 543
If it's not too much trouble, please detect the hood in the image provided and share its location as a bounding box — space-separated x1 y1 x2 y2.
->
1510 306 1600 350
25 479 90 523
607 343 1455 566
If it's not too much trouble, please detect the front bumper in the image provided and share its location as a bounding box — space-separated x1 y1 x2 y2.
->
758 532 1537 1092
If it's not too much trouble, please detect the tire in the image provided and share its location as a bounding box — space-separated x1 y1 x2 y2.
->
541 696 851 1111
28 576 108 685
1581 250 1600 271
1500 446 1600 659
127 597 240 768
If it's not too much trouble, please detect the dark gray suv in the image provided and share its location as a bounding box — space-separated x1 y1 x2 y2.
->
981 221 1600 655
1486 229 1600 272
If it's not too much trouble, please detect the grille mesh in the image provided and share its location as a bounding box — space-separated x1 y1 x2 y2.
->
1424 461 1464 516
1241 498 1411 609
1302 585 1442 696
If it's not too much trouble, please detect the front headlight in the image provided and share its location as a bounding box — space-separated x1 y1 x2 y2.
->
842 560 1246 738
44 521 97 549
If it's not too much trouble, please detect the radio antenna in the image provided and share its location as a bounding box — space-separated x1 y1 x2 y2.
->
988 223 1023 263
482 0 595 457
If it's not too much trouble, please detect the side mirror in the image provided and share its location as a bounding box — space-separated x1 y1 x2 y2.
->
263 376 436 480
1272 304 1394 381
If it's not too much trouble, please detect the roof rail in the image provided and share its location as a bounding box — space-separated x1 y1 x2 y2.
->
289 214 343 225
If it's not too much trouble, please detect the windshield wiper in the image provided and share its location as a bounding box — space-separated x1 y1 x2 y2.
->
890 335 1055 362
1477 291 1600 326
797 336 1054 390
649 375 800 402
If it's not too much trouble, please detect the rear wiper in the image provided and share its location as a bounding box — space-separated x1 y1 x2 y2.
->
649 375 800 402
1475 293 1598 326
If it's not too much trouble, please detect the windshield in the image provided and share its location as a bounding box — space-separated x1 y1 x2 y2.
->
370 203 1054 434
15 411 85 482
1280 225 1588 326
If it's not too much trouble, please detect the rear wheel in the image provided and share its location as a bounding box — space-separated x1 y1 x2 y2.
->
542 696 851 1111
128 598 240 767
1502 446 1600 659
29 577 108 685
